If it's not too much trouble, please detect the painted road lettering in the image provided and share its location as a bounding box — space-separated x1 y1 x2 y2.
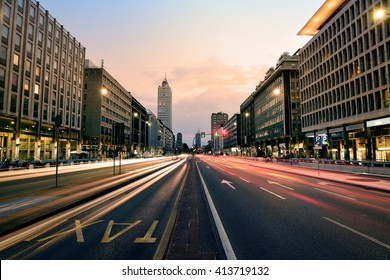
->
26 220 160 244
101 220 142 243
37 219 104 242
134 220 159 243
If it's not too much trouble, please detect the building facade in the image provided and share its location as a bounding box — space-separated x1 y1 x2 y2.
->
147 109 160 154
223 113 241 155
211 112 228 139
83 62 132 158
0 0 85 161
254 53 301 158
240 93 256 156
176 132 183 149
299 0 390 161
131 97 148 155
157 76 172 130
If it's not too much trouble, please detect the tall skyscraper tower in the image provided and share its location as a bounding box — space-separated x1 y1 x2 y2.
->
157 76 172 130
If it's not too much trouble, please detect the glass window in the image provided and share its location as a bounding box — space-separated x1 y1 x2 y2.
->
10 94 17 113
24 81 30 96
34 84 40 95
12 73 18 91
0 90 4 110
0 68 5 87
15 33 21 50
39 14 44 26
13 54 20 69
0 46 7 64
3 4 11 20
28 24 34 39
16 15 23 30
29 5 36 19
25 60 31 77
2 25 9 43
23 98 29 116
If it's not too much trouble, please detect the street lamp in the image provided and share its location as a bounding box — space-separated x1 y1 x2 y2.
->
373 8 390 20
132 112 139 155
87 87 108 160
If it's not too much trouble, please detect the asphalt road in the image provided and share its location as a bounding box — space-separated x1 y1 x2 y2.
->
0 155 389 260
195 155 390 260
0 157 191 259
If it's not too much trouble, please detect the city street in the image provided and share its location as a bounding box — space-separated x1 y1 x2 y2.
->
0 155 389 260
196 155 390 259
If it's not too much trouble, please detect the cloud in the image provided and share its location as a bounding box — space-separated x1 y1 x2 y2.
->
111 56 267 145
168 57 267 144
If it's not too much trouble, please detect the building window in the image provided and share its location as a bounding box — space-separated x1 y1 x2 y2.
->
28 24 34 40
15 33 21 51
10 94 17 113
16 15 23 31
12 73 18 92
25 60 31 77
24 81 29 96
18 0 24 9
0 68 5 88
0 90 4 110
34 84 40 97
0 46 7 65
23 98 29 116
2 25 9 44
33 101 39 118
29 5 36 20
13 54 20 70
3 4 11 22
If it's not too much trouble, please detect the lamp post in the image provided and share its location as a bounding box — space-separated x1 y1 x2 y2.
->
87 87 107 160
132 112 138 156
373 8 390 20
244 112 249 156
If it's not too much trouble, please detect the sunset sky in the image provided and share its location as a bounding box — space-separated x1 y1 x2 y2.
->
39 0 324 145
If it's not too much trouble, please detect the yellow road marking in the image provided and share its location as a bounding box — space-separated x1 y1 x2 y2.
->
101 220 142 243
134 220 158 243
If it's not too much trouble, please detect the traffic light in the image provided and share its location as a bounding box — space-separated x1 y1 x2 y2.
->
201 131 205 138
222 129 228 137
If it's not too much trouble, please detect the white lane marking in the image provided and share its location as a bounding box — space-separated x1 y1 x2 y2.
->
196 162 237 260
267 180 294 190
315 188 356 200
323 217 390 250
239 177 250 183
260 187 286 200
221 180 236 190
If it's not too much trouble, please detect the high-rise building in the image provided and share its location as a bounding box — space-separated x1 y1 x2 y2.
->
157 76 172 130
211 112 228 139
298 0 390 161
83 61 132 158
176 132 183 148
0 0 85 161
253 53 300 158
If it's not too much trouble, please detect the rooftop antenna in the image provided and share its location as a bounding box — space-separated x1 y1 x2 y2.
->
101 59 104 68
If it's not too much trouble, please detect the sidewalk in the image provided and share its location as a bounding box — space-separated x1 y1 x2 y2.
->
242 158 390 193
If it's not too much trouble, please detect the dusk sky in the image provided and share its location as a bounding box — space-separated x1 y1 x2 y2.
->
39 0 324 145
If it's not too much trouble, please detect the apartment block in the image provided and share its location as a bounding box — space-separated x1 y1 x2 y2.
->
0 0 85 161
253 53 300 158
299 0 390 161
83 61 132 159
